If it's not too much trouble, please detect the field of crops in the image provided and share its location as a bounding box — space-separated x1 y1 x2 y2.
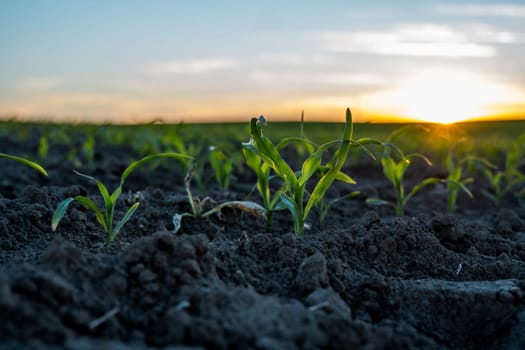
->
1 111 524 349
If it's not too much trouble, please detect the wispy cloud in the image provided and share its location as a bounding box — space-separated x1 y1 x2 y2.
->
143 57 239 75
17 77 64 90
255 53 334 65
250 70 384 86
317 23 512 58
435 4 525 17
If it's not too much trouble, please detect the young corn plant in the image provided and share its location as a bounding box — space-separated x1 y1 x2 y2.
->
443 143 497 213
172 162 265 233
444 150 474 213
366 127 442 217
208 146 234 190
366 152 440 216
52 153 191 245
0 153 48 176
38 130 49 160
481 132 525 206
82 128 96 166
242 144 287 230
243 108 370 235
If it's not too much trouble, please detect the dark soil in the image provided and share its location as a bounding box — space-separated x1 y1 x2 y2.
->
1 133 525 350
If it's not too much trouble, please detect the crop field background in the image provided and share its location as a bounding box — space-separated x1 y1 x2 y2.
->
2 119 523 157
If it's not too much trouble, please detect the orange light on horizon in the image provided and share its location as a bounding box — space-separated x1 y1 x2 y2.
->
352 69 525 124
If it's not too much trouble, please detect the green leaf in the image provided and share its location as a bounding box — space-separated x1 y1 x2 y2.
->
335 171 356 184
299 140 340 187
303 108 353 219
73 170 114 219
279 193 303 235
381 156 398 185
406 153 433 166
120 152 193 186
109 202 140 243
352 138 381 160
73 196 107 232
404 177 441 206
365 198 390 206
276 137 318 151
249 118 297 189
0 153 48 176
51 198 75 231
73 170 111 201
446 179 473 198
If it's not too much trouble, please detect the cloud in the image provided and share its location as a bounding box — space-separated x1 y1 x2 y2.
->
255 53 334 65
435 4 525 17
17 77 64 90
317 23 511 58
143 57 239 75
250 70 384 86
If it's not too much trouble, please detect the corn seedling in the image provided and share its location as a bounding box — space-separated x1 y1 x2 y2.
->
172 162 265 233
366 149 441 216
365 124 444 217
52 153 191 245
294 110 316 157
243 123 320 229
208 146 234 190
242 144 286 230
38 131 49 160
82 128 96 166
169 135 205 192
443 143 478 213
38 126 73 160
481 132 525 206
244 108 376 235
0 153 48 176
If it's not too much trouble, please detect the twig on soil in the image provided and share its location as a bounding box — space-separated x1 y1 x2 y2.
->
88 306 120 330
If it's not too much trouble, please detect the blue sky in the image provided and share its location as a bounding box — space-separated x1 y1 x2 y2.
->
1 0 524 123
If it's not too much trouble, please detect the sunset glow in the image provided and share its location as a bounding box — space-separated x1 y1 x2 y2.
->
0 1 524 124
358 70 525 124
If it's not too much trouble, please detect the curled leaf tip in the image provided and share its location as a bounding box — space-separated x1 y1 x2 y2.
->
257 116 267 126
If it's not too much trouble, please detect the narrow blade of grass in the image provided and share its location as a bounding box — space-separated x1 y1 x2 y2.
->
51 198 75 231
110 202 140 243
0 153 48 176
303 108 353 219
120 152 192 185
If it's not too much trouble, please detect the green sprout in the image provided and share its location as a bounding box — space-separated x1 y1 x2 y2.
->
442 141 494 213
366 125 443 217
0 153 48 176
82 128 96 166
38 131 49 160
366 150 440 216
481 132 525 206
52 153 191 245
242 142 286 230
244 108 372 235
208 145 234 190
172 162 265 233
444 150 474 213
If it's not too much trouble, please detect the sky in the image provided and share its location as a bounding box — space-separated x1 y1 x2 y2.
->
0 0 524 124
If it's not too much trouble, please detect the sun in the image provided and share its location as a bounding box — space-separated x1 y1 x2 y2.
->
358 69 522 124
394 70 495 123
